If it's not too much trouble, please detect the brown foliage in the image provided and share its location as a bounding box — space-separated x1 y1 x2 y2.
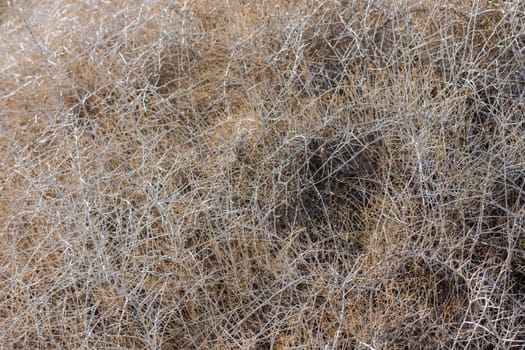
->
1 0 524 348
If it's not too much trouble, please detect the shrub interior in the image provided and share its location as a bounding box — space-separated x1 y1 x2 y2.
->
1 0 524 349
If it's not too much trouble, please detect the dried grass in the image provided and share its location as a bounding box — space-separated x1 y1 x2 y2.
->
0 0 524 349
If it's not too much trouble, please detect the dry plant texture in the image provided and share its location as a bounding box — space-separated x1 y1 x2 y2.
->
0 0 524 349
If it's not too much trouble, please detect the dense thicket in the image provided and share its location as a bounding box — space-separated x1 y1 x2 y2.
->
1 1 524 348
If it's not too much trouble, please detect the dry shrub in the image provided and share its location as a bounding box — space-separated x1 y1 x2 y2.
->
1 0 524 349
